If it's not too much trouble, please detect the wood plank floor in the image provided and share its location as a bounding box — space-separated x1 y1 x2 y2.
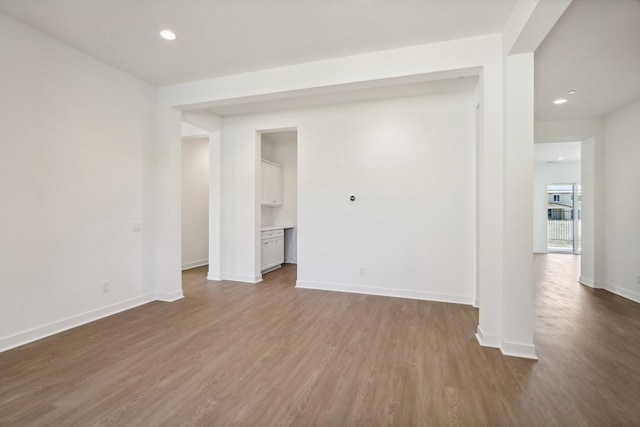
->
1 254 640 426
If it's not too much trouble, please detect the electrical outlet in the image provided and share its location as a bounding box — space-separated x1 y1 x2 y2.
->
102 281 109 293
636 275 640 284
133 222 142 232
359 267 365 276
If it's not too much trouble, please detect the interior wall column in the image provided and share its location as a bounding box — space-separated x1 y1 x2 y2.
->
476 56 505 348
502 52 536 359
154 104 185 301
207 130 222 281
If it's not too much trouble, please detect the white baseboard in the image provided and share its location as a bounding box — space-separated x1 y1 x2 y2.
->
295 280 473 305
261 265 282 275
181 259 208 270
207 271 222 281
221 273 262 284
579 276 596 287
0 293 156 353
284 257 297 264
475 325 500 348
533 248 548 254
500 338 538 360
156 290 184 302
473 298 479 308
475 327 537 359
605 285 640 304
579 277 610 290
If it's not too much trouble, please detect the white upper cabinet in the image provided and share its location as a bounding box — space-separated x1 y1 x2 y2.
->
261 161 284 206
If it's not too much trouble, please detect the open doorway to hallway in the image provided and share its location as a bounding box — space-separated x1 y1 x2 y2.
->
533 141 581 255
546 184 581 253
181 122 211 271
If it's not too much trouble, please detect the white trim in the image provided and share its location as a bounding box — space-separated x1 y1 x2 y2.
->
473 298 479 308
475 325 500 348
181 133 209 140
207 272 222 281
500 338 538 360
533 248 548 254
261 265 282 275
181 259 208 270
578 276 595 287
284 257 297 264
260 158 283 168
605 285 640 304
0 293 155 353
221 273 262 283
295 280 473 305
155 290 184 302
579 277 607 289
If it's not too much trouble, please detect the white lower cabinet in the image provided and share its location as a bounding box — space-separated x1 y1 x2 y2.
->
261 229 284 272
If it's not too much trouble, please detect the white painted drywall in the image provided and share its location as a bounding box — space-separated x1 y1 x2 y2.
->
603 98 640 302
222 92 475 301
181 122 208 138
579 134 606 289
501 53 536 358
181 137 210 269
0 14 155 351
533 159 581 253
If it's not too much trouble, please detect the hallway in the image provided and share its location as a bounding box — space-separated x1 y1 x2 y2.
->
531 253 640 424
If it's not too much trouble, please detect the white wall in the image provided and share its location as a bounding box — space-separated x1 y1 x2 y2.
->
181 122 208 138
181 137 210 269
533 159 581 253
603 98 640 302
222 92 476 302
0 13 155 351
157 28 548 358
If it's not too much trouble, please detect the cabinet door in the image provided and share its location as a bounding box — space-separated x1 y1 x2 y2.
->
261 239 272 270
261 162 283 206
261 164 272 205
274 237 284 265
271 166 283 205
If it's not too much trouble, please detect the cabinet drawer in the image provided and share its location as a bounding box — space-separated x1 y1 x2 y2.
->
261 229 284 239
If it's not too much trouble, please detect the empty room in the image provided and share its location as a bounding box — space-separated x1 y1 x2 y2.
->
1 0 639 425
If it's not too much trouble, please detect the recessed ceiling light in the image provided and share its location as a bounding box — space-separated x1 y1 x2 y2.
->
557 157 564 160
568 90 576 95
160 30 177 41
553 98 568 105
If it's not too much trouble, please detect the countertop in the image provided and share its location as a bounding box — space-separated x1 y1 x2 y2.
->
261 225 295 231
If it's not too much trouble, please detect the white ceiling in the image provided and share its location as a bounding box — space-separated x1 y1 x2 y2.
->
534 141 581 164
2 0 638 124
0 0 516 86
534 0 640 121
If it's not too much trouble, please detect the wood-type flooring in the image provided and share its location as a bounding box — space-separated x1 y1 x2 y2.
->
1 254 639 426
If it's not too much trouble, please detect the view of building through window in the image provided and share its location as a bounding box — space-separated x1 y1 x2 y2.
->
547 184 581 253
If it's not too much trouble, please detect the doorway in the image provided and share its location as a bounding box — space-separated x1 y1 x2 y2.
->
546 183 581 253
258 129 298 280
181 123 211 270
